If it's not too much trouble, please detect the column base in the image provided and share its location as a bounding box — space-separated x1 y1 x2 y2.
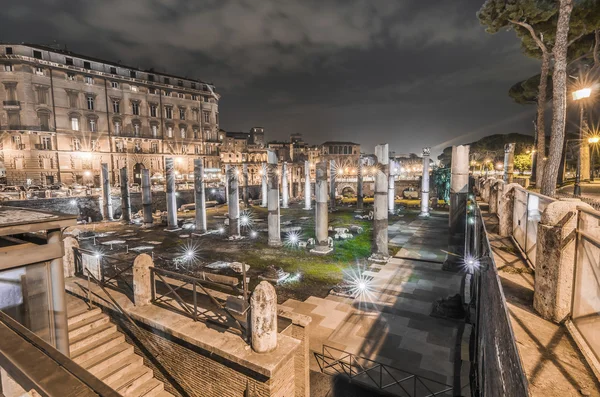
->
304 207 312 210
368 253 390 263
268 239 282 247
228 235 245 241
418 212 430 218
310 246 333 255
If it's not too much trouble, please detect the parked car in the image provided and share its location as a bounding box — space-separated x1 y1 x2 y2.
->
0 193 12 201
27 185 43 191
1 186 26 199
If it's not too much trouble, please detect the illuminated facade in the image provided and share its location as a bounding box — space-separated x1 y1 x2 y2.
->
0 44 221 186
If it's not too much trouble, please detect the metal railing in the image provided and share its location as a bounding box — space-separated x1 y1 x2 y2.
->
150 267 248 338
557 191 600 211
468 203 529 397
73 247 134 298
314 345 453 396
571 206 600 364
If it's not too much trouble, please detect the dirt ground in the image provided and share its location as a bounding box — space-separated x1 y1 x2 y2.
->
71 200 415 303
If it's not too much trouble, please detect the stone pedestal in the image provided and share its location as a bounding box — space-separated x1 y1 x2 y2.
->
261 163 268 207
503 143 515 184
329 160 336 209
62 236 79 278
311 161 332 255
304 160 311 210
228 166 240 237
282 162 289 208
444 145 470 270
101 163 113 221
120 167 131 222
165 158 178 229
489 180 504 214
357 158 364 210
370 144 389 262
251 281 278 353
420 148 431 218
267 151 281 246
243 163 249 205
141 169 153 226
194 159 207 233
533 200 592 322
498 183 520 237
388 160 396 215
133 253 154 307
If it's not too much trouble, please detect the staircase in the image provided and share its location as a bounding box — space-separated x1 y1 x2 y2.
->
67 295 174 397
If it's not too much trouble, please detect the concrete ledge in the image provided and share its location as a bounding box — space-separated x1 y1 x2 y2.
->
566 320 600 383
64 276 300 379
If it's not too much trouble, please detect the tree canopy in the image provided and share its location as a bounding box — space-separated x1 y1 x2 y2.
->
437 133 535 166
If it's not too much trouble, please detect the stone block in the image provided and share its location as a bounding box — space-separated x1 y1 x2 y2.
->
133 253 154 307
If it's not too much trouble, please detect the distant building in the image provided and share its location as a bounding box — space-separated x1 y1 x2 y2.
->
0 43 221 187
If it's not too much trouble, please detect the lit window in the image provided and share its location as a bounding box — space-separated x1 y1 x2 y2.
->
87 96 95 110
151 125 158 137
88 118 96 132
71 117 80 131
130 85 138 92
84 76 94 84
180 127 186 138
35 67 44 76
72 138 81 150
167 126 173 137
4 64 13 72
182 144 188 154
134 123 140 136
114 121 121 134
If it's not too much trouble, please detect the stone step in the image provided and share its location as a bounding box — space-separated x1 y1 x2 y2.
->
68 313 110 339
69 323 117 352
71 331 125 363
112 365 154 395
127 378 164 397
96 354 144 387
68 307 102 327
155 392 175 397
79 343 134 374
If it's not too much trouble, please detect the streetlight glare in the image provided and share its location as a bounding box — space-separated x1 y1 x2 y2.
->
589 136 600 144
572 87 592 101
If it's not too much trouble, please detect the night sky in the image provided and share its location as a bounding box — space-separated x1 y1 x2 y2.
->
0 0 542 156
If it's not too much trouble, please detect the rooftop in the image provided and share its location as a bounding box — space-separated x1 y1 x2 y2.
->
321 141 360 146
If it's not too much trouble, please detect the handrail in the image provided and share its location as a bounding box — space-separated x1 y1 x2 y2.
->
74 247 134 296
576 204 600 218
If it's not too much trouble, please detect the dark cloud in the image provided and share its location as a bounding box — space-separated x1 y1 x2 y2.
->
0 0 541 155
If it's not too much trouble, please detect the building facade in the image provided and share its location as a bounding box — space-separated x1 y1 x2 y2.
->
0 44 222 187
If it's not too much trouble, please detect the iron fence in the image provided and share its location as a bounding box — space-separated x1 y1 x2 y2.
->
314 345 453 397
468 203 529 397
557 191 600 211
73 247 134 298
571 206 600 364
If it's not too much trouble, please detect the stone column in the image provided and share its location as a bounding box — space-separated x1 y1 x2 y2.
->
498 183 520 237
388 160 396 215
533 200 593 322
261 163 268 207
120 167 131 222
141 169 153 226
357 158 364 210
489 180 503 214
311 161 332 254
62 236 78 278
101 163 113 221
227 165 240 237
267 151 281 246
581 139 591 182
224 164 230 204
304 160 311 210
371 144 389 261
194 159 207 233
420 147 431 218
243 163 249 205
48 229 69 356
282 162 289 208
251 281 278 353
165 157 178 229
329 160 336 209
444 145 470 270
133 253 154 307
503 143 515 184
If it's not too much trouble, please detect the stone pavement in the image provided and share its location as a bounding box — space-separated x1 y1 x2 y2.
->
282 212 465 393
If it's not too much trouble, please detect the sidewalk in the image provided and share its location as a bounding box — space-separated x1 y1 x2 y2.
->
481 207 600 397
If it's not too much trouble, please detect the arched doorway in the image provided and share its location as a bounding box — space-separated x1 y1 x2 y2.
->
133 163 145 185
341 185 356 197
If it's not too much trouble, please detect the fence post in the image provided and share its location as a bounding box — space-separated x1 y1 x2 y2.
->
133 254 154 307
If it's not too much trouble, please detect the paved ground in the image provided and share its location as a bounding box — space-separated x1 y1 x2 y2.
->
481 208 600 397
283 212 465 396
559 181 600 199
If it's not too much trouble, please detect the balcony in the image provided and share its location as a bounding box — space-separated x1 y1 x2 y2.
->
34 144 52 151
3 100 20 109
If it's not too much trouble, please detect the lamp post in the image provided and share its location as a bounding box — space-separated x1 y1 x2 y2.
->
572 87 592 196
590 136 600 182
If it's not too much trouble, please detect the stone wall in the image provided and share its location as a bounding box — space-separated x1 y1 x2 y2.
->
2 196 102 221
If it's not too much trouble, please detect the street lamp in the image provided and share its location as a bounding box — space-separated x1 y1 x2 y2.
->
589 135 600 182
572 87 592 196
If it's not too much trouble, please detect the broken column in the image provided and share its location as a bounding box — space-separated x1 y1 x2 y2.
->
261 163 268 207
370 144 389 262
267 151 281 246
329 160 336 209
243 163 249 205
304 160 311 210
141 169 153 226
311 161 332 255
250 281 278 353
120 167 131 222
194 159 207 233
165 157 178 229
282 161 289 208
503 143 515 184
489 180 504 214
357 158 364 210
133 253 154 307
224 164 230 204
227 165 240 237
388 160 396 215
498 183 520 237
101 163 113 221
444 145 470 270
419 147 431 218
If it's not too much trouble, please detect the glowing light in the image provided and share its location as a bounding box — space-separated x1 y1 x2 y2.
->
80 152 92 159
211 189 216 193
239 209 255 229
589 136 600 144
342 265 377 306
572 87 592 101
218 227 225 234
284 230 301 248
496 162 503 170
461 254 481 273
177 157 183 163
95 252 102 258
337 169 344 175
84 171 91 177
70 199 77 206
250 230 258 238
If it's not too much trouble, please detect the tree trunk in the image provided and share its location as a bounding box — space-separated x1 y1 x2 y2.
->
536 52 550 187
541 0 574 197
